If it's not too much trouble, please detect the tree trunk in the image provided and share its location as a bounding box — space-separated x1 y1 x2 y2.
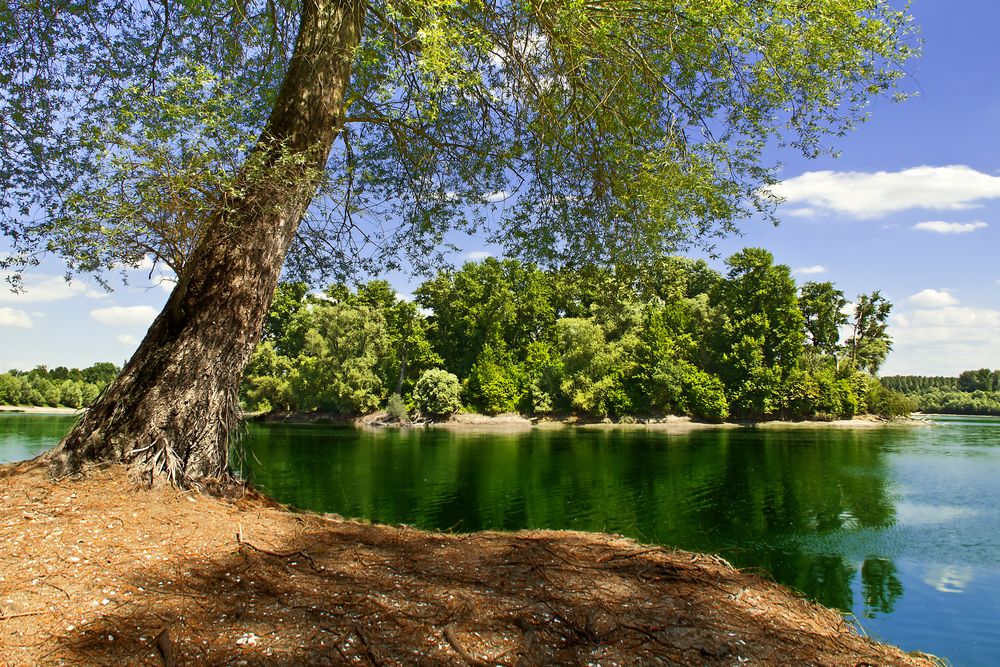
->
49 0 367 486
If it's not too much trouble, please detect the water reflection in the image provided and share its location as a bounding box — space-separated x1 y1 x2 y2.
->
236 424 907 615
922 564 975 594
862 558 904 617
0 414 76 463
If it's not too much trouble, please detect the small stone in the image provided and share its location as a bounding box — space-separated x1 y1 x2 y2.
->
237 632 259 647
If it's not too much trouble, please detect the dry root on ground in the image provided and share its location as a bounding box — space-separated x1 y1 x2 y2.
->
1 460 936 666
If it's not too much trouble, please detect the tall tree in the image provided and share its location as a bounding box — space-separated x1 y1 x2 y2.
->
845 291 893 375
710 248 805 417
799 281 848 357
1 1 916 484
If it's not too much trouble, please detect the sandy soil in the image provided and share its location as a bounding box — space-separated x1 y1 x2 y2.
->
252 408 930 434
0 458 938 666
750 416 932 429
434 413 926 433
0 406 82 415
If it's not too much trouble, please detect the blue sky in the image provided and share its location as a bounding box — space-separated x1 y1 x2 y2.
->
2 0 998 376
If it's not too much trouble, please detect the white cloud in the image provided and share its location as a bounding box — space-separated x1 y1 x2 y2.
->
885 305 1000 375
785 207 819 219
794 265 827 275
907 289 959 308
483 190 512 203
466 251 492 261
912 220 988 235
90 305 158 327
902 306 1000 334
771 165 1000 219
0 307 33 328
0 273 105 304
116 333 138 345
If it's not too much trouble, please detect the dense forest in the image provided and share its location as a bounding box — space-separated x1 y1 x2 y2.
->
882 369 1000 416
2 251 918 421
241 250 913 422
0 363 120 409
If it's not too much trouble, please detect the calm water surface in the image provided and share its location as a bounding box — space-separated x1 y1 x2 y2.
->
3 414 999 665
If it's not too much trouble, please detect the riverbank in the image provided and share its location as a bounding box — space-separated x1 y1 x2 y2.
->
0 458 936 666
5 404 928 431
355 410 929 432
0 405 82 415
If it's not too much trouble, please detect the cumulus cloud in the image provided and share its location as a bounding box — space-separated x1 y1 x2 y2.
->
885 303 1000 375
90 305 158 327
116 333 138 345
466 251 492 261
794 265 827 275
907 289 959 308
893 306 1000 344
0 307 33 328
771 165 1000 219
0 273 105 303
912 221 988 234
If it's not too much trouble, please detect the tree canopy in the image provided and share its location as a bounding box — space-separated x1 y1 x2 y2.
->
2 0 916 284
244 253 911 422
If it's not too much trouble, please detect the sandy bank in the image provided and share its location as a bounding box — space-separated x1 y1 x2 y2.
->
749 415 932 429
0 405 82 415
251 409 931 433
0 459 936 666
418 413 928 433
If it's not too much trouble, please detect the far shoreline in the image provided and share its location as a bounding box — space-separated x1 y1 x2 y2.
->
2 404 934 431
0 405 83 415
255 409 934 432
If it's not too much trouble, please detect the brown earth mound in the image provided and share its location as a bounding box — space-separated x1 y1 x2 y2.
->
1 459 937 666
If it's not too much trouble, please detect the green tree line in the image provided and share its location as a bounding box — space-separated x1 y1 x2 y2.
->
243 250 913 421
882 369 1000 416
0 363 119 409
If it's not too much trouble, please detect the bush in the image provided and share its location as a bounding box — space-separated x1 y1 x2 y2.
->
60 381 83 409
865 378 917 418
684 368 729 421
387 393 409 422
466 347 522 414
413 369 462 418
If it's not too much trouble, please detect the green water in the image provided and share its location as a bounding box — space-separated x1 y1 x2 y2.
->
4 414 999 665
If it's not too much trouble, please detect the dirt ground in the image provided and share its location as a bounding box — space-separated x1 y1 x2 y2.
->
1 459 939 666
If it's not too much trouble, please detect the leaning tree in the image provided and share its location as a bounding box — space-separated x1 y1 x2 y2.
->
0 0 916 485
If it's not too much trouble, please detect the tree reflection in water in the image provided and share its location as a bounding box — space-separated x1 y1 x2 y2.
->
238 423 906 615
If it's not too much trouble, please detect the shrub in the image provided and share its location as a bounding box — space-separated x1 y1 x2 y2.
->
684 369 729 421
413 369 462 418
387 393 409 422
466 346 522 414
865 378 917 418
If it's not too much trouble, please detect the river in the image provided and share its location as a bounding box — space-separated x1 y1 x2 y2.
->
3 413 998 665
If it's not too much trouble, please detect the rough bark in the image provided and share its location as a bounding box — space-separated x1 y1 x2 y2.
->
49 0 367 486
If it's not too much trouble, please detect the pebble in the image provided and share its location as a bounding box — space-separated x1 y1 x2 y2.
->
236 632 259 646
